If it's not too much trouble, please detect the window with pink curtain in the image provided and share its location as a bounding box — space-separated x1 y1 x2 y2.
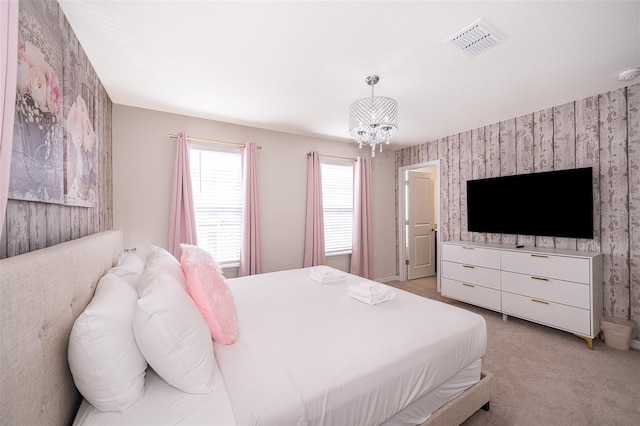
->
304 151 325 267
350 156 373 278
0 0 19 232
238 142 261 276
168 131 197 259
190 148 242 265
321 160 354 255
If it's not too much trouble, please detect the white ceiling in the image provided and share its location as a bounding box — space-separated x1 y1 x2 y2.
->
57 1 640 149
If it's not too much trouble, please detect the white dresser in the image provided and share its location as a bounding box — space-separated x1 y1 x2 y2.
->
441 241 603 349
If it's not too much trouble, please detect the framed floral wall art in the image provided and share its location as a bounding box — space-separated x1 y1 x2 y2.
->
10 5 64 204
9 1 98 208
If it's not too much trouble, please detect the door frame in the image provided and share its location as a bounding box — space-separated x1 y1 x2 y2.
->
397 160 441 288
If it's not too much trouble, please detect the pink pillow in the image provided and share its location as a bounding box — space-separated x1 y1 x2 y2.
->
180 244 239 345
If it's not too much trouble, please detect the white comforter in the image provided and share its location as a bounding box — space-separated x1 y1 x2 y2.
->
74 267 486 426
215 267 486 426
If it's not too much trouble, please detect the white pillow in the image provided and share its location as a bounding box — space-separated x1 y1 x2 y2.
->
133 266 216 394
139 245 187 295
111 252 145 289
68 273 147 412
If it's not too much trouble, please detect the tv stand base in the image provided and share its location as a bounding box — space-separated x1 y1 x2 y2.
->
440 241 603 351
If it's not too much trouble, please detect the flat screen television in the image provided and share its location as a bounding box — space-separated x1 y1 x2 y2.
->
466 167 594 239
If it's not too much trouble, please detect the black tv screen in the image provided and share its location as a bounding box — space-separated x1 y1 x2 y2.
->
466 167 594 239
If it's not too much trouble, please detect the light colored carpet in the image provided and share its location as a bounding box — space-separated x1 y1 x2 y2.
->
386 277 640 426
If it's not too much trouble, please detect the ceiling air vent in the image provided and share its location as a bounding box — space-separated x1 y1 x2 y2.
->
445 19 505 57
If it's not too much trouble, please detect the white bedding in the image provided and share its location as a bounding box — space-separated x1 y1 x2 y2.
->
74 358 236 425
74 267 486 425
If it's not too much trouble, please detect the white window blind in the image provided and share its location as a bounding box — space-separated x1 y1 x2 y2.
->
189 147 242 266
321 161 353 254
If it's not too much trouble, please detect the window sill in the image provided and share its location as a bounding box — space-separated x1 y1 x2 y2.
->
326 251 352 257
220 263 239 279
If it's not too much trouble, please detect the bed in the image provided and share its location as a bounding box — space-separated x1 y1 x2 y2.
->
0 231 493 425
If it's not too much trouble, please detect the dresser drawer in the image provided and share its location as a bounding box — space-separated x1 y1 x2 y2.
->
442 261 500 290
501 271 590 309
501 251 590 284
502 292 591 336
442 278 501 311
442 244 500 269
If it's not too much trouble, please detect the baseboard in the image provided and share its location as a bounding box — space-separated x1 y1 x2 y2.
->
630 339 640 350
377 276 400 283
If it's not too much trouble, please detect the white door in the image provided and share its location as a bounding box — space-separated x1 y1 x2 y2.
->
407 170 436 279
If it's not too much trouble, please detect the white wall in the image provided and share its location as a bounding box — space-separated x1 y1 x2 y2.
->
112 105 397 281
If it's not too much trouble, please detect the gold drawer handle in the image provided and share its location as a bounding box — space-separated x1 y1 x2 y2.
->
462 246 475 250
531 298 549 305
462 264 475 269
463 283 475 288
531 276 549 281
531 254 549 259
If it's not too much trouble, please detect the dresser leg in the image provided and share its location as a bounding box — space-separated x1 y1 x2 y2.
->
502 313 508 321
574 334 593 350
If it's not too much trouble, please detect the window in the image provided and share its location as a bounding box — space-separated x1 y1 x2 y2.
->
321 160 353 254
189 147 242 266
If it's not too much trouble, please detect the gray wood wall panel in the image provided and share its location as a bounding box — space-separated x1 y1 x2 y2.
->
516 114 536 247
29 203 47 251
438 138 450 243
59 207 71 244
471 127 487 244
1 2 113 259
499 119 517 246
396 83 640 338
628 84 640 338
417 143 427 164
6 202 28 257
533 108 555 248
448 135 461 241
485 123 501 244
46 203 61 247
459 131 472 242
599 89 630 319
427 140 437 162
576 96 601 253
553 102 577 250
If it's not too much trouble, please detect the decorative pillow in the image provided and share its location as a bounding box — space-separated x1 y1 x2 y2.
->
133 265 216 394
139 245 187 295
68 273 147 412
110 251 145 289
180 244 239 345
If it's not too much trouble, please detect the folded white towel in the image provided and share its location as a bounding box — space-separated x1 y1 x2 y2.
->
348 289 396 305
312 274 345 284
310 266 346 284
311 266 335 276
348 285 384 299
349 281 391 299
359 281 379 291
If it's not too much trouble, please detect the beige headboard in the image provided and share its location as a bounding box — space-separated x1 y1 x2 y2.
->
0 230 123 425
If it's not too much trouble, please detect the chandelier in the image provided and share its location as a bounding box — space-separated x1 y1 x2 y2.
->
348 75 398 157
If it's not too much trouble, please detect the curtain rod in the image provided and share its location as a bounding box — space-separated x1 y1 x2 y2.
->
169 134 262 149
306 152 357 161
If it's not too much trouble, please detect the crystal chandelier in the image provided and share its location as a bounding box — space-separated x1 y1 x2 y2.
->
349 75 398 157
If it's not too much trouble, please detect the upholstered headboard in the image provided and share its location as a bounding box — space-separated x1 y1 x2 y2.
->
0 230 123 425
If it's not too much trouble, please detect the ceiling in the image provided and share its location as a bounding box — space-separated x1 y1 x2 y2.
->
57 1 640 149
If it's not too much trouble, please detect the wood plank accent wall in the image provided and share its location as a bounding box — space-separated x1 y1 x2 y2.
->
396 83 640 338
0 2 112 259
